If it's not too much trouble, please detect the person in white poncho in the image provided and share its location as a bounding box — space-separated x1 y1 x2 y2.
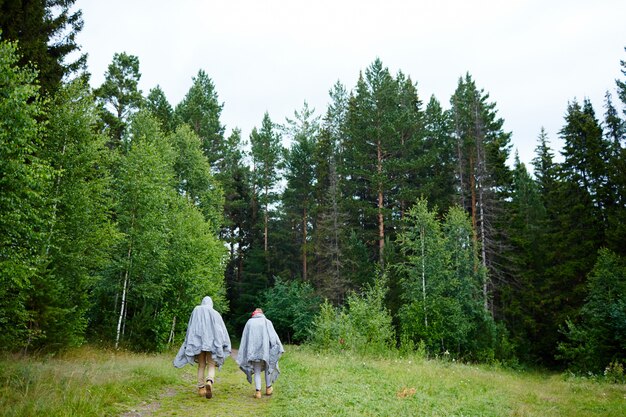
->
173 296 231 399
237 308 284 399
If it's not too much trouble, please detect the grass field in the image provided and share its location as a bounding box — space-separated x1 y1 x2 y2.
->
1 345 625 416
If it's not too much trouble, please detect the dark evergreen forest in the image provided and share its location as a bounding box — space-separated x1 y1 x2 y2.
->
1 1 625 374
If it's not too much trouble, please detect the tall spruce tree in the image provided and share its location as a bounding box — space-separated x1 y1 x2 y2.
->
422 95 456 213
501 153 548 362
145 85 174 134
0 0 86 95
605 58 626 256
449 73 512 314
535 99 606 365
311 82 350 302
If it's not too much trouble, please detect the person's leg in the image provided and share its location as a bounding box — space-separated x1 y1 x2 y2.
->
206 354 216 384
197 351 207 396
205 353 216 399
265 367 273 395
253 361 262 398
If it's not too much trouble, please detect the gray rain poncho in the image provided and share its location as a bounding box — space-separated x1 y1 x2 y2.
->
173 296 231 368
236 313 284 384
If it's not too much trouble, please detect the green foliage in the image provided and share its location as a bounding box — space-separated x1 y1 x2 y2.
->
170 124 224 230
604 360 626 384
557 249 626 374
90 111 226 352
310 275 395 356
145 85 174 133
260 277 320 343
95 52 143 144
498 154 549 362
397 200 496 360
32 79 119 351
281 102 319 281
0 0 86 94
0 40 53 350
174 69 225 164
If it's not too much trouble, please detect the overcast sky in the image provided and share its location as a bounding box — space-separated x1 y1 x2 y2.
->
76 0 626 168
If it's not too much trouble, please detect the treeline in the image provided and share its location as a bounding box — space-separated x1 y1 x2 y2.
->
1 2 626 374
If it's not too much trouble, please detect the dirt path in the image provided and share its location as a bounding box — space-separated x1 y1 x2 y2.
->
119 348 269 417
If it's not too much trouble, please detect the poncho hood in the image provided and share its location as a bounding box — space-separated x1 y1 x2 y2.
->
173 296 231 368
236 314 284 385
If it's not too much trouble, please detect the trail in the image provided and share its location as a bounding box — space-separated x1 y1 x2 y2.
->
119 348 271 417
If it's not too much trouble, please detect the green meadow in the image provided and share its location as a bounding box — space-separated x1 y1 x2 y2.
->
1 345 625 417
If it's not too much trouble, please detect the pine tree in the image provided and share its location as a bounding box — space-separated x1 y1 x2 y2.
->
282 102 319 281
343 59 403 265
94 52 143 145
174 69 225 167
250 112 283 254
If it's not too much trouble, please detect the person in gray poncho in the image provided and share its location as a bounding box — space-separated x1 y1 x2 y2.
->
173 296 231 399
237 308 284 399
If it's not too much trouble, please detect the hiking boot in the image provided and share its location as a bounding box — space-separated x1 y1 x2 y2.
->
254 390 262 399
205 379 213 399
198 386 207 397
266 386 273 396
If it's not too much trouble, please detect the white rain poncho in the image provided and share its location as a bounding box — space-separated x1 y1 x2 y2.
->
173 296 231 368
236 313 284 384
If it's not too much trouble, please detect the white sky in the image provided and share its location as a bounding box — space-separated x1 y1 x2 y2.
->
76 0 626 169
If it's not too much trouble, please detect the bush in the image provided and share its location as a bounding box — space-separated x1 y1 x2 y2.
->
260 277 320 344
309 275 395 356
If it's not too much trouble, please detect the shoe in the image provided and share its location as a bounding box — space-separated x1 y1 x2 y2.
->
198 386 207 397
254 390 262 399
266 386 273 396
205 379 213 399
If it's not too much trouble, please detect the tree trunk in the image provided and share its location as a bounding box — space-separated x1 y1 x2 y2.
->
302 206 307 280
421 225 427 327
115 245 131 349
264 185 269 253
167 316 176 346
377 139 384 264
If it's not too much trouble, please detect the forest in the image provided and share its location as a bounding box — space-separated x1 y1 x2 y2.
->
1 1 625 376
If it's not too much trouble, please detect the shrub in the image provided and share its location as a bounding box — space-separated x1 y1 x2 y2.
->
309 275 395 356
260 277 320 344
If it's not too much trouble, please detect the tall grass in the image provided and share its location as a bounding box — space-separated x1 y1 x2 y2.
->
269 345 626 417
0 346 179 417
2 345 625 416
